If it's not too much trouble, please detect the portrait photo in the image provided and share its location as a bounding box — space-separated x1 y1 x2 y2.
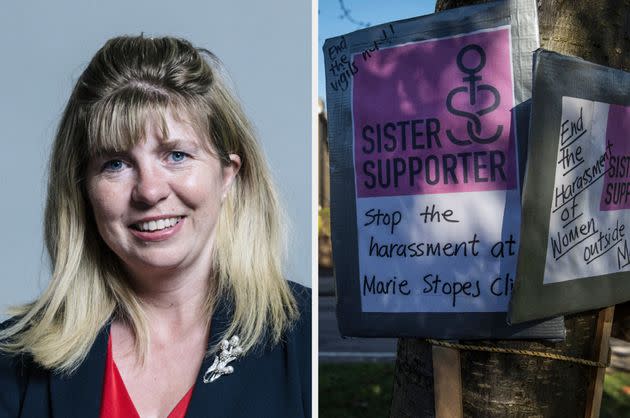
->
0 1 312 417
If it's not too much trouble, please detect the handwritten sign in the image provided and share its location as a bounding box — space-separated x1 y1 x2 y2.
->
325 1 564 339
510 50 630 324
544 97 629 283
326 25 395 93
354 27 521 313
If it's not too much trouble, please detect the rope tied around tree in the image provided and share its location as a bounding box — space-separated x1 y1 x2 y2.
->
426 339 611 368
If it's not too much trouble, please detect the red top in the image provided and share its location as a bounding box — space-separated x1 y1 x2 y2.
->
99 334 194 418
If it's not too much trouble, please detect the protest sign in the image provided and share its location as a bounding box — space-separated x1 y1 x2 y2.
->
325 0 564 339
510 50 630 324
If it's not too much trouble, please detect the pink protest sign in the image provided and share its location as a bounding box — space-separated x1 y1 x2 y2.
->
601 104 630 211
352 27 516 198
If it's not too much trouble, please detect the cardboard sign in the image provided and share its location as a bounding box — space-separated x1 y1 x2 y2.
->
355 26 518 313
325 0 564 339
510 50 630 324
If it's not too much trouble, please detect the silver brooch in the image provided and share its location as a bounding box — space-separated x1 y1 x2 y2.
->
203 335 243 383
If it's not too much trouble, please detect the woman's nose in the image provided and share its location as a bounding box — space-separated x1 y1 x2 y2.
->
131 164 170 206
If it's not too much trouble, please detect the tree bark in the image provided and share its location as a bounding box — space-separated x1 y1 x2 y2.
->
435 0 630 71
391 1 629 417
390 339 436 417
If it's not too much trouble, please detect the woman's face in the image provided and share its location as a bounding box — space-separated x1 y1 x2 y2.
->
86 113 240 280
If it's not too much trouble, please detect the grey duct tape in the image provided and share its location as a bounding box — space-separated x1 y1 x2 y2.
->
324 0 565 339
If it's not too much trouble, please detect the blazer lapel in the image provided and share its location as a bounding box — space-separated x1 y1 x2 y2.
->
185 298 234 418
47 302 239 417
49 324 110 418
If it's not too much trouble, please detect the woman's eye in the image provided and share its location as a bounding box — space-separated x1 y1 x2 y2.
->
169 151 188 163
102 159 127 172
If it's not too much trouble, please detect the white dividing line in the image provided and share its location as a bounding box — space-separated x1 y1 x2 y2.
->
319 352 396 358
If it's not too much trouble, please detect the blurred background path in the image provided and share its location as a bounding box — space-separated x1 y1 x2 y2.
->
319 271 397 363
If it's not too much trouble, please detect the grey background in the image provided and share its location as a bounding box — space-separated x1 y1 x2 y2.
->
0 0 312 313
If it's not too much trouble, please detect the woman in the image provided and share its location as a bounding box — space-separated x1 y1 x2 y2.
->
0 36 310 418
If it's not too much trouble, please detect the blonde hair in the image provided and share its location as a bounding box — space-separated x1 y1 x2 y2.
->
0 36 297 373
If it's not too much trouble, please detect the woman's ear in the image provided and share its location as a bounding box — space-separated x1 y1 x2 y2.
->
221 154 241 200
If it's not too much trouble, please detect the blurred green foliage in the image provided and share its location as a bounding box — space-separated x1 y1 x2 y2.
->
319 206 331 237
319 362 395 418
602 370 630 418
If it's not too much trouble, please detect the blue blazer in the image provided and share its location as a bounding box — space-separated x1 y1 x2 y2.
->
0 283 311 418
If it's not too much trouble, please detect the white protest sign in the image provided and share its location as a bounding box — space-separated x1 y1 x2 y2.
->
544 97 630 284
353 27 520 313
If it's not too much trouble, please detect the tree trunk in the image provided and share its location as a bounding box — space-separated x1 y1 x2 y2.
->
390 1 630 417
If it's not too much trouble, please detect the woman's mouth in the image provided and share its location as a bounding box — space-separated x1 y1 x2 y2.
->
131 216 183 232
129 216 185 241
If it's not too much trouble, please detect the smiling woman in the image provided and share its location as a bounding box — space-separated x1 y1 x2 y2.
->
0 36 310 418
86 115 241 278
